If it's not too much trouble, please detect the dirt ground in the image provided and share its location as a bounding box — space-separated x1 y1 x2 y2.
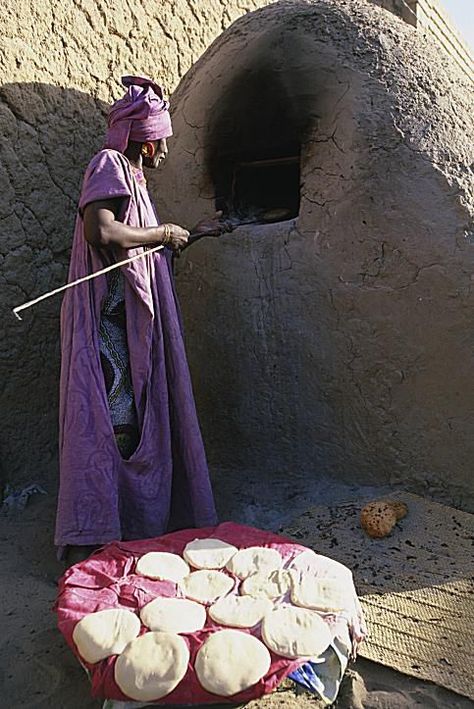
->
1 494 473 709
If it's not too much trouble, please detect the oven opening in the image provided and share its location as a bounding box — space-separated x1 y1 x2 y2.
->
228 155 300 224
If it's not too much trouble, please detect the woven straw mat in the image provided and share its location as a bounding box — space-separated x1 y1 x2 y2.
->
282 492 474 700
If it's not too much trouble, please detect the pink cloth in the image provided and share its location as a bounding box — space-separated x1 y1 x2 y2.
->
55 149 217 548
105 76 173 153
55 522 366 704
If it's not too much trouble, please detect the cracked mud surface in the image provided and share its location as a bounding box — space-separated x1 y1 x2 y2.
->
1 0 473 505
1 0 472 506
156 0 474 505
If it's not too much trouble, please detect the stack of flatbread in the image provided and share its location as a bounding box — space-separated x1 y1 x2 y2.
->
71 538 353 702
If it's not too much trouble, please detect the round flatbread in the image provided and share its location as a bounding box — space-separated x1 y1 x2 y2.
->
180 570 234 604
183 538 238 569
261 605 332 659
291 574 349 612
288 549 320 574
195 629 271 696
140 597 206 633
135 552 190 582
114 631 189 701
226 546 282 579
290 550 352 580
240 569 292 600
209 594 272 628
72 608 140 664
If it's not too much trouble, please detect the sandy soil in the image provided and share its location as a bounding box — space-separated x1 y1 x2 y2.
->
1 494 472 709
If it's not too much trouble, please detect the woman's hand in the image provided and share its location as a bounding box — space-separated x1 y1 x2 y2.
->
161 223 190 252
190 211 234 238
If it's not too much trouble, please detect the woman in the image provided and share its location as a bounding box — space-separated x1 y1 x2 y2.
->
55 76 226 561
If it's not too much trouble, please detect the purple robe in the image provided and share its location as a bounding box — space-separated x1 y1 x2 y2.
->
55 149 217 548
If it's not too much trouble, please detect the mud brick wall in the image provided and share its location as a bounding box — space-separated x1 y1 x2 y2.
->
0 0 274 491
372 0 473 80
0 0 473 508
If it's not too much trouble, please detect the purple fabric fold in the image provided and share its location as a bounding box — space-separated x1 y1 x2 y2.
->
55 149 217 548
104 75 173 153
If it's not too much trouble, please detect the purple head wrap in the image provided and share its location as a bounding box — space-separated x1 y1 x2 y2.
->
104 75 173 153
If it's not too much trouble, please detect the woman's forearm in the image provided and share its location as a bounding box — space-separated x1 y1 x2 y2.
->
83 200 168 249
83 200 189 251
94 221 167 249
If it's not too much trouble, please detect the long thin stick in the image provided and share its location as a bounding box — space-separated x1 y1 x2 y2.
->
12 244 164 321
12 225 239 321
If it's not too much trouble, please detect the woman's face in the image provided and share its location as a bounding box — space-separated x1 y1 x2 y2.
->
143 138 168 169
